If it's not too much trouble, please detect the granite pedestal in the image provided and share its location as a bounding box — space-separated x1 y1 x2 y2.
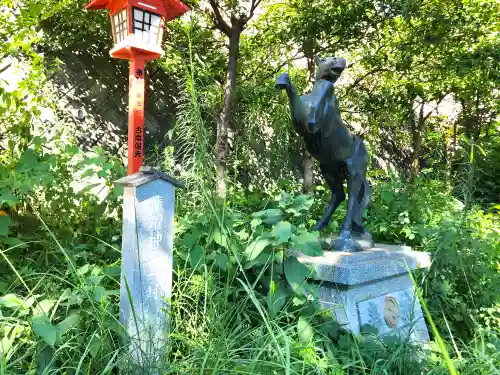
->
292 244 431 342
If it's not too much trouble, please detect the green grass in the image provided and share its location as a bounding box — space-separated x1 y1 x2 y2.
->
0 175 499 374
1 224 499 374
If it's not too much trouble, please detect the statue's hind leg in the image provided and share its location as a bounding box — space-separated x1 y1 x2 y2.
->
333 139 369 252
313 163 346 231
332 170 363 252
351 179 370 233
351 178 374 248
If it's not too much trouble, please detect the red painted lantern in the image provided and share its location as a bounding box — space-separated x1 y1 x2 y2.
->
85 0 189 174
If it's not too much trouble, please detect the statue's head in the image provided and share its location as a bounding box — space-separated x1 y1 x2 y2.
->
315 55 346 83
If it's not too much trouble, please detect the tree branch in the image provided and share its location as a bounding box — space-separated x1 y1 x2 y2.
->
422 94 446 123
254 51 305 82
208 0 231 36
248 0 262 21
344 68 390 96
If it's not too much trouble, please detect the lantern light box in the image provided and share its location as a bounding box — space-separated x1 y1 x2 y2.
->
86 0 189 60
85 0 189 175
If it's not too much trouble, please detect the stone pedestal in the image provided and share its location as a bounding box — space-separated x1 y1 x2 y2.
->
115 167 183 372
292 244 431 342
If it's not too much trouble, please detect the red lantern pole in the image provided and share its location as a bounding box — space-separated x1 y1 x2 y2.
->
127 55 146 175
84 0 190 175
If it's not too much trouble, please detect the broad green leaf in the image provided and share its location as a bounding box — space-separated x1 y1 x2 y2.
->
93 286 106 302
89 334 102 358
104 266 121 277
189 245 204 269
381 190 393 203
292 295 307 306
16 149 38 171
212 227 228 248
180 230 200 249
287 195 314 214
3 236 27 248
32 314 57 347
1 331 16 357
0 294 30 309
262 209 284 224
319 320 341 340
252 209 284 225
268 281 288 318
235 228 249 241
273 221 292 244
35 344 54 375
251 210 266 218
0 192 18 207
244 236 272 261
85 275 103 286
244 248 273 269
214 253 229 271
292 232 323 256
95 201 107 218
297 315 314 344
77 264 90 276
33 299 56 316
56 314 79 336
250 218 262 228
0 216 13 236
284 257 312 293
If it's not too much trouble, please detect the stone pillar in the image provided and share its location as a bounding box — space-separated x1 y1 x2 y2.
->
115 166 184 371
291 244 431 342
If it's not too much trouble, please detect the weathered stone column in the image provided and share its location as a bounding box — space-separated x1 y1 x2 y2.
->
115 166 184 371
292 244 431 342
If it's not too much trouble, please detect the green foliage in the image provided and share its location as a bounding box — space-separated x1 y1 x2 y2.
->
0 134 125 372
0 0 499 372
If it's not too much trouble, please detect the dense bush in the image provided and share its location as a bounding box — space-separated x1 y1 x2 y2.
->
0 0 498 372
1 137 499 373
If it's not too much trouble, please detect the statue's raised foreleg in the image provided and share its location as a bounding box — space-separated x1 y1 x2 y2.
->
275 73 308 134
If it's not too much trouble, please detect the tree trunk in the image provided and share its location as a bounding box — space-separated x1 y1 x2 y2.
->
303 151 314 194
216 31 241 198
411 129 422 180
409 101 423 181
453 120 457 150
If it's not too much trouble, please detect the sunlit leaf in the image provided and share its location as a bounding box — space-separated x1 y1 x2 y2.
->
297 315 314 344
244 236 272 261
273 221 292 244
284 257 311 293
292 232 322 256
56 314 79 337
32 314 57 347
287 195 314 214
212 227 228 248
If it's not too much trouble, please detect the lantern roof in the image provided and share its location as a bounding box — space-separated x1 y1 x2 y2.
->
115 166 185 188
85 0 190 21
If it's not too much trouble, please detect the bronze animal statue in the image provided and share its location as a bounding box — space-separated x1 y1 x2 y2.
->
276 55 372 252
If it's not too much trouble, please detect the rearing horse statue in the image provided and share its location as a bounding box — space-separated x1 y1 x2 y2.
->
276 55 372 252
